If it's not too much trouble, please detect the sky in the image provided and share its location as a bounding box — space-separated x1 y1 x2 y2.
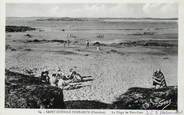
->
6 3 178 18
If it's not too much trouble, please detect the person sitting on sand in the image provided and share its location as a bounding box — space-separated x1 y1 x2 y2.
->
58 79 73 89
57 78 73 89
57 79 66 89
152 69 167 89
41 70 50 84
56 68 67 80
49 73 59 87
68 68 82 82
49 71 72 89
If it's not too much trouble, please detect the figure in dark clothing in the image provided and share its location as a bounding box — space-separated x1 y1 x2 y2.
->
63 41 67 47
86 40 89 48
41 70 50 84
67 40 70 47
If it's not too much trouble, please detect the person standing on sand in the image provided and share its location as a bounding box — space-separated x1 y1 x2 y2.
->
96 46 100 51
63 41 66 47
67 40 70 47
96 43 101 51
86 40 89 48
65 31 70 47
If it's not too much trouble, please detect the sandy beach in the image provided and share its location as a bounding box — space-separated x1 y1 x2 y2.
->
5 17 178 104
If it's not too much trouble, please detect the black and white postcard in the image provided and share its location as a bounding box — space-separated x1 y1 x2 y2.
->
1 0 184 115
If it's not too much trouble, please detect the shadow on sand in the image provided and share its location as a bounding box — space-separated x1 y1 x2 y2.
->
72 76 94 83
65 100 111 109
80 78 94 82
64 86 177 110
82 76 93 78
64 76 94 90
64 84 91 90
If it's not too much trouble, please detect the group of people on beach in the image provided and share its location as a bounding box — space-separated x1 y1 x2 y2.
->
63 39 90 48
40 68 83 89
63 39 101 51
40 67 166 90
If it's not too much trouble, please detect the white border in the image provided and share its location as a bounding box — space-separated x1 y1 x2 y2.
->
1 0 184 115
178 0 184 113
5 0 180 3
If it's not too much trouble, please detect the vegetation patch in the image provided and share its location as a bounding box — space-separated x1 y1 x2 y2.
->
5 69 66 109
112 86 177 110
6 26 36 32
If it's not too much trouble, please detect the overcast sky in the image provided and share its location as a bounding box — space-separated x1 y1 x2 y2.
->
6 3 178 18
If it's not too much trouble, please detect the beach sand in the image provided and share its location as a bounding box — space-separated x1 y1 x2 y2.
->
5 18 178 104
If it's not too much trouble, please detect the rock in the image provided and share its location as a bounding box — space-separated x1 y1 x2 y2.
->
5 69 66 109
6 26 36 32
93 42 105 46
25 34 32 38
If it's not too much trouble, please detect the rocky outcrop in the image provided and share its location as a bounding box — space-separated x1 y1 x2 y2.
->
5 69 66 109
6 26 36 32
